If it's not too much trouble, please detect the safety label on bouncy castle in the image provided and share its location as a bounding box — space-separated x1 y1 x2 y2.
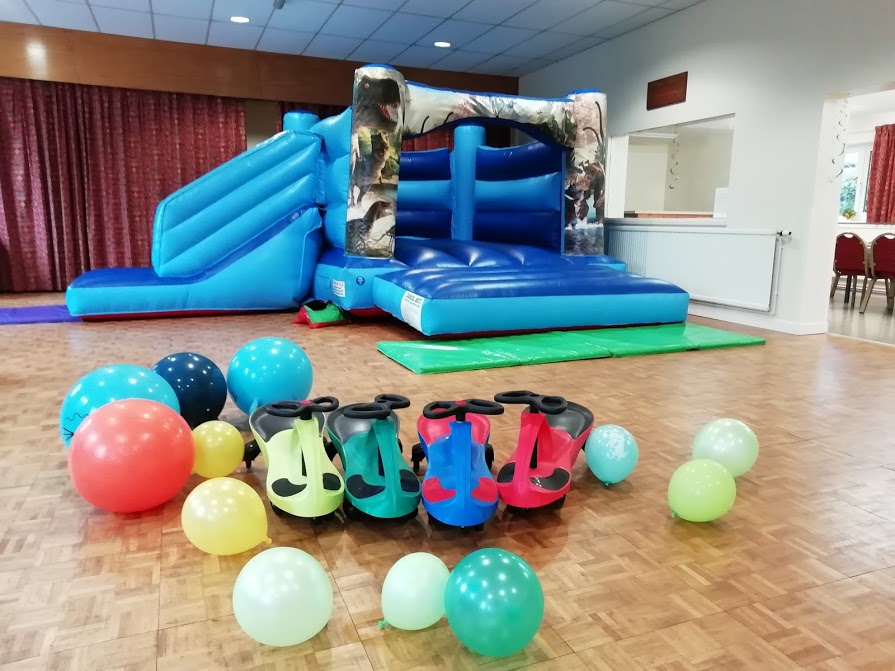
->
400 291 424 331
332 280 346 298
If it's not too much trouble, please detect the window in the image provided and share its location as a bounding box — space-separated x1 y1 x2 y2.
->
839 144 872 221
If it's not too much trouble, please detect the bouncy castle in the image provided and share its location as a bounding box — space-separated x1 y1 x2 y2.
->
66 65 689 335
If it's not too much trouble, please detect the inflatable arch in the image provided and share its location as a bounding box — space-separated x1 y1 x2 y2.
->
344 65 606 258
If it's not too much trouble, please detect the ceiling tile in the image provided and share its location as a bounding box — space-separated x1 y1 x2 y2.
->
303 33 363 59
93 6 153 37
211 0 270 25
28 0 97 29
267 0 335 33
151 0 212 20
348 39 409 63
503 30 578 58
428 49 491 72
342 0 405 9
597 6 673 38
0 0 38 24
207 20 263 49
398 0 472 18
371 12 444 43
90 0 149 10
510 58 554 76
504 0 595 30
153 14 207 44
553 0 646 36
319 4 391 38
453 0 538 24
391 45 447 68
662 0 703 8
417 19 490 48
468 53 528 75
546 35 605 61
256 27 315 55
463 25 537 54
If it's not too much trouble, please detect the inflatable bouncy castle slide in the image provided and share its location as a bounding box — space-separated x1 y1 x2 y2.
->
67 65 688 335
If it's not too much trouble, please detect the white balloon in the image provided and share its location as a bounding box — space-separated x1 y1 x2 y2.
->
381 552 449 630
233 547 333 646
692 418 759 477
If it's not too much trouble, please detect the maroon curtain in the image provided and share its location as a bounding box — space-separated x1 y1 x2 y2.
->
403 129 454 152
867 124 895 223
0 78 245 292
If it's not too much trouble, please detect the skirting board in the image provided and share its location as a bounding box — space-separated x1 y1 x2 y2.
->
688 304 827 335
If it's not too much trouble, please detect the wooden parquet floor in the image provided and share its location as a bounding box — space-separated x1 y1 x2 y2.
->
2 298 895 670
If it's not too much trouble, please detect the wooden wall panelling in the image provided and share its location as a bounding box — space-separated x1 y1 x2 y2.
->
0 22 517 105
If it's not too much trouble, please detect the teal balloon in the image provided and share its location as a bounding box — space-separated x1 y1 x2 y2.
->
227 337 313 414
60 364 179 447
232 547 333 647
585 424 638 485
444 549 544 657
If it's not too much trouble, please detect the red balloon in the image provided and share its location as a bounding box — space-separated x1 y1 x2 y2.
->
69 399 195 513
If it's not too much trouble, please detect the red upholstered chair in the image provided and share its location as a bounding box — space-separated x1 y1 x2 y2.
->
830 233 869 307
860 233 895 314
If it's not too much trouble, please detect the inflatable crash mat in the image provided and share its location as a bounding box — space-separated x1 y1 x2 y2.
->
377 323 766 374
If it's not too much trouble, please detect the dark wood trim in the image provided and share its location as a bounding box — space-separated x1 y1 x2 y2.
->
0 22 517 105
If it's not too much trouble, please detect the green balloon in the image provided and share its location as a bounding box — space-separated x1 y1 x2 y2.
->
444 549 544 657
692 418 758 477
381 553 449 630
668 459 736 522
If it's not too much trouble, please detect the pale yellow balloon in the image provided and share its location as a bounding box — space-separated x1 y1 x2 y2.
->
181 478 271 555
192 420 245 478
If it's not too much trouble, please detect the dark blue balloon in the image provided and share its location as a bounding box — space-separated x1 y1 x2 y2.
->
152 352 227 428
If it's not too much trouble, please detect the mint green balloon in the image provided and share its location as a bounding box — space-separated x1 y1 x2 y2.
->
668 459 736 522
692 418 758 477
381 553 449 631
233 547 332 646
444 549 544 657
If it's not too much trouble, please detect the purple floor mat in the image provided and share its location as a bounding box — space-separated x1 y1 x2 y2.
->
0 304 80 325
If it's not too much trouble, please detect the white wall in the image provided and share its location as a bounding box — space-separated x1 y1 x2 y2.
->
625 140 670 212
521 0 895 334
847 110 895 145
664 130 732 212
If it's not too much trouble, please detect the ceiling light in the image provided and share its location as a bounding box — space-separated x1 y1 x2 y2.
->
230 16 250 24
433 41 451 48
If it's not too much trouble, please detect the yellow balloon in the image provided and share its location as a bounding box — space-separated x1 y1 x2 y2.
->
192 420 245 478
181 478 271 555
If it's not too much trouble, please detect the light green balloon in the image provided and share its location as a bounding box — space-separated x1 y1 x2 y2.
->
233 547 333 647
692 418 758 477
668 459 736 522
381 552 449 631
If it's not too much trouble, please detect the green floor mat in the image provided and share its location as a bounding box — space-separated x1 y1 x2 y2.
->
378 323 765 374
377 332 612 374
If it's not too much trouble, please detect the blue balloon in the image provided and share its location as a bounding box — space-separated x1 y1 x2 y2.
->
60 364 180 447
584 424 639 485
152 352 228 428
227 338 313 414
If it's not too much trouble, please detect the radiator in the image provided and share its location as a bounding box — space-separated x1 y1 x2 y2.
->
605 225 782 312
